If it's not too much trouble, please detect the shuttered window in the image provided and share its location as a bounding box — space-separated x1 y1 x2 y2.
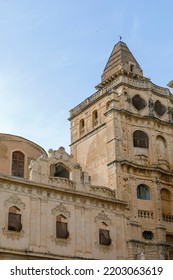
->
99 229 111 246
8 212 22 232
56 221 69 239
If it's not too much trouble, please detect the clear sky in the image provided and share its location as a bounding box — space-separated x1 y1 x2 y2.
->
0 0 173 153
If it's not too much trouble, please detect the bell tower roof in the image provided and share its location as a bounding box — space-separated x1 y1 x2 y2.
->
96 40 144 89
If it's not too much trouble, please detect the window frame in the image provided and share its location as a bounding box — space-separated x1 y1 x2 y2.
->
56 214 69 239
133 130 149 148
8 206 22 232
137 184 150 200
99 228 111 246
12 151 25 178
92 110 98 127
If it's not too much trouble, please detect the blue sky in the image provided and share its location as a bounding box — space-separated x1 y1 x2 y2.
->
0 0 173 153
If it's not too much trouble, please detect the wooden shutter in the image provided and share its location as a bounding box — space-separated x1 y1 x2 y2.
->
56 221 69 239
8 213 22 232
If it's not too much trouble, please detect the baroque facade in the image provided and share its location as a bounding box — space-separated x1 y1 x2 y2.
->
0 41 173 260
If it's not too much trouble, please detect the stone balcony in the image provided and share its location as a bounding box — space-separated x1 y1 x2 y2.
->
48 177 76 191
162 213 173 223
138 210 153 219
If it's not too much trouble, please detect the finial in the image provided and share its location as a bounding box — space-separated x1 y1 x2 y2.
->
119 35 122 41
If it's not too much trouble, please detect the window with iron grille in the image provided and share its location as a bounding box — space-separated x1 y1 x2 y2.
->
133 130 149 148
12 151 25 177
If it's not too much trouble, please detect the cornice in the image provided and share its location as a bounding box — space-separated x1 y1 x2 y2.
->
105 107 173 128
69 77 172 120
0 247 93 260
95 70 148 90
0 174 127 207
108 159 173 179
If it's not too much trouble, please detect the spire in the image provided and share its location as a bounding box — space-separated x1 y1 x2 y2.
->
100 41 143 84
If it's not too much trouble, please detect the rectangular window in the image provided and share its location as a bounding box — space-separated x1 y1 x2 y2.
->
99 229 111 245
8 213 22 232
56 221 69 239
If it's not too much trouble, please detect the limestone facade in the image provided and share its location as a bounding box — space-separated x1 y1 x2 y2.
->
0 41 173 259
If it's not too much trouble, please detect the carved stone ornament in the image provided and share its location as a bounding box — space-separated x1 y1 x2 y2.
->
48 147 70 162
51 203 70 218
51 235 71 247
2 227 25 240
4 194 25 210
95 241 113 253
95 210 111 226
148 98 154 116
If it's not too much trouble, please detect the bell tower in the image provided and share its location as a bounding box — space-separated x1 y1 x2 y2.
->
69 40 145 191
69 40 173 259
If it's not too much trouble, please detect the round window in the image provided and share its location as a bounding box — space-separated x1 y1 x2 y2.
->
132 94 146 111
142 231 154 240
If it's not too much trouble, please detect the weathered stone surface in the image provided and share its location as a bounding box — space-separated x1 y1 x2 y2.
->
0 40 173 260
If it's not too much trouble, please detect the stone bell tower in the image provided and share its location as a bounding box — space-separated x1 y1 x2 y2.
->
69 40 173 259
69 40 145 193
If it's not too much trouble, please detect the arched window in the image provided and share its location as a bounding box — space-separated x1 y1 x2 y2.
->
137 184 150 200
79 118 85 135
156 135 167 161
92 110 98 127
133 130 149 148
8 206 22 232
99 222 111 246
160 188 171 214
56 214 69 239
12 151 25 177
50 163 70 179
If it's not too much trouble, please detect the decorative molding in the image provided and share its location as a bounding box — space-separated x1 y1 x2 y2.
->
4 194 25 210
95 210 111 226
50 235 71 247
51 203 70 218
95 241 113 253
2 227 25 240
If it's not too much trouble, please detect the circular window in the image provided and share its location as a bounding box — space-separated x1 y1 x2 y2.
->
142 231 154 240
154 100 166 117
132 95 146 111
